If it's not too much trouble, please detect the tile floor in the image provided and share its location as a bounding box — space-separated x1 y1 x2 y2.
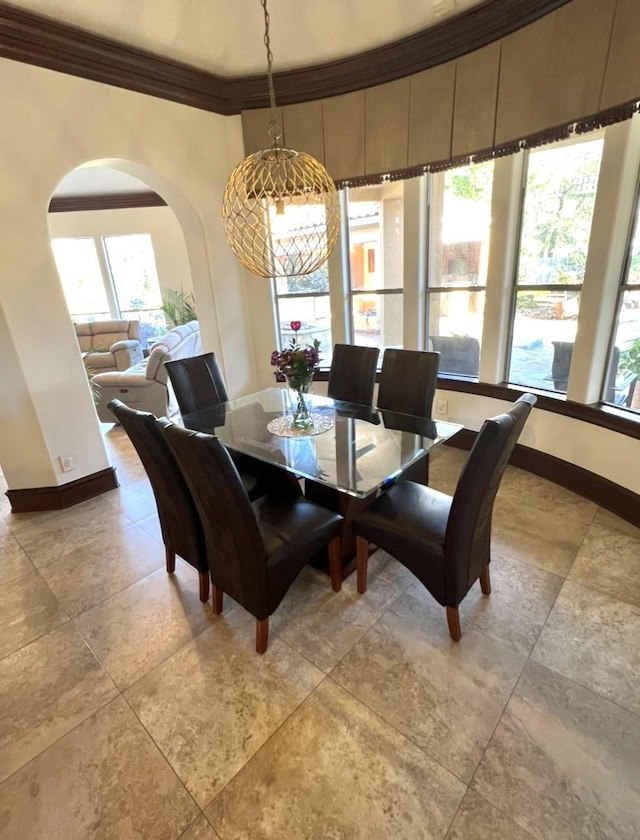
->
1 426 639 839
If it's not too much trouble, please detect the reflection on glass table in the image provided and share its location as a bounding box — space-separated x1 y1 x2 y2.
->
181 388 462 500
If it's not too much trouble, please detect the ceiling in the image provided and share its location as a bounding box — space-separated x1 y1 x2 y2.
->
5 0 485 76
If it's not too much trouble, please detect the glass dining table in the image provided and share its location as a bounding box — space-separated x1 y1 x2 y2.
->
181 387 463 574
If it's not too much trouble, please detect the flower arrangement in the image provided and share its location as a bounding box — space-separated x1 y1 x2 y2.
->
270 321 321 392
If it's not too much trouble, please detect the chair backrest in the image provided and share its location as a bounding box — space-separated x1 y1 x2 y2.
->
430 335 479 377
551 341 629 404
377 348 440 417
327 344 380 405
445 393 536 603
165 352 229 416
108 399 205 567
159 422 269 617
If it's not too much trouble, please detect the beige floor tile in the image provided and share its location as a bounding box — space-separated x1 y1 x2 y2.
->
532 580 640 716
401 552 563 655
103 478 157 522
0 696 198 840
446 790 536 840
12 498 131 567
125 609 325 807
332 607 526 783
427 445 466 495
0 532 35 583
0 567 68 660
179 816 221 840
491 497 587 576
75 563 215 690
40 523 166 617
0 622 118 783
592 506 640 538
270 554 412 672
498 466 598 525
137 512 163 543
568 520 640 607
103 431 148 486
206 678 465 840
473 661 640 840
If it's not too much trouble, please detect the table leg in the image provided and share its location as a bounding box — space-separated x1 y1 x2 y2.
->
304 479 377 581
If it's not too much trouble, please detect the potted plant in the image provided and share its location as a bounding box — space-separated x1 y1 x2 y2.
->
161 289 197 328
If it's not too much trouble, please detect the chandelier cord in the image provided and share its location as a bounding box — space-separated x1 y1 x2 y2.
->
261 0 282 146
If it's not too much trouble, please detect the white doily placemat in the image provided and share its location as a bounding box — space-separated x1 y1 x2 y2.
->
267 413 334 438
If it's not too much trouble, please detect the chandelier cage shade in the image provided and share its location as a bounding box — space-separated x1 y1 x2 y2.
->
221 0 339 278
222 147 340 278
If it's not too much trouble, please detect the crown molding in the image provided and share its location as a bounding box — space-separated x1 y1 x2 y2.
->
48 192 166 213
0 0 573 115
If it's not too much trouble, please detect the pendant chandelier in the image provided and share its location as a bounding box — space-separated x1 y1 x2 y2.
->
222 0 340 279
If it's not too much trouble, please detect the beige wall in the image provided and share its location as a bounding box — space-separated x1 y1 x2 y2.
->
0 58 253 491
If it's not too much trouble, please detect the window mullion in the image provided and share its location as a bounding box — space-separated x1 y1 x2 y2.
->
97 237 121 319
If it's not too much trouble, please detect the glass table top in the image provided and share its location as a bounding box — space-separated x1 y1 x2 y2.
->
181 388 463 499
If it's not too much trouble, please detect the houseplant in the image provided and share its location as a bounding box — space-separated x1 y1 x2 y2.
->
271 321 321 428
161 289 197 328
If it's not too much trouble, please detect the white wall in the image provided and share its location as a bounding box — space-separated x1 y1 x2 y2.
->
0 58 254 492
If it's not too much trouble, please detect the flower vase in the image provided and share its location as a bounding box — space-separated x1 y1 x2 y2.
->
285 373 314 429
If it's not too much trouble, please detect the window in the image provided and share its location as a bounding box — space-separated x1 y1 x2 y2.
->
606 189 640 411
507 136 603 391
428 161 493 377
272 204 333 366
103 234 164 330
347 183 404 357
52 233 167 346
51 238 111 321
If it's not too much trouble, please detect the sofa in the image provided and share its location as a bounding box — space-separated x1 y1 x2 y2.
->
92 321 201 421
75 320 143 373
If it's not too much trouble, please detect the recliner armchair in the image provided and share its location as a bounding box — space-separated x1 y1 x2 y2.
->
92 320 201 421
74 320 143 372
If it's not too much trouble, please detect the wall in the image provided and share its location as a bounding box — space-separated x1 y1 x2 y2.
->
0 58 253 493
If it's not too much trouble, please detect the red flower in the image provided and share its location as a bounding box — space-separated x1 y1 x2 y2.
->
290 320 302 332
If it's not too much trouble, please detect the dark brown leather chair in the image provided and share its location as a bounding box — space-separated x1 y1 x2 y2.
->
430 335 479 377
377 348 440 417
352 393 536 640
377 348 440 484
327 344 380 406
165 352 291 499
108 399 210 602
165 352 228 416
159 421 344 654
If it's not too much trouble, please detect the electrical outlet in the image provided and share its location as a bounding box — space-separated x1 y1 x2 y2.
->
59 454 75 472
436 399 448 415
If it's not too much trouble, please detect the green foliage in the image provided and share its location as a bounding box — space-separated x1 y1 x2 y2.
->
620 338 640 375
83 364 101 406
449 164 493 202
284 264 329 294
160 289 197 328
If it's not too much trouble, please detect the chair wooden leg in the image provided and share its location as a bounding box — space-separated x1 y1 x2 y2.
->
212 585 224 615
356 537 369 594
446 606 462 641
198 572 210 603
480 565 491 596
328 536 342 592
256 618 269 654
165 548 175 574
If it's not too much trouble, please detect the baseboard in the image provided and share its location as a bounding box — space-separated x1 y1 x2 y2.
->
446 430 640 528
6 467 119 513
